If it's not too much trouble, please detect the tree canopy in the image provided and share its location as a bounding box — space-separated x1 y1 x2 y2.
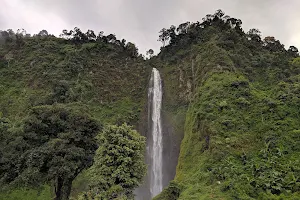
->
86 124 146 200
0 105 101 200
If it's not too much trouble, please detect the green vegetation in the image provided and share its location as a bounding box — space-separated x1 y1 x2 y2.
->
154 9 300 200
1 105 101 200
1 9 300 200
0 186 51 200
0 27 148 123
80 124 146 200
0 28 148 199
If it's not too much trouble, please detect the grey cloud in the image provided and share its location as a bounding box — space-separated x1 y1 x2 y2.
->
26 0 103 29
116 0 182 52
119 0 181 30
1 0 300 53
25 0 183 52
178 0 300 48
0 15 5 29
0 1 8 29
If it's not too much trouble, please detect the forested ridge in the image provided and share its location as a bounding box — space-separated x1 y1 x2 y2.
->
0 9 300 200
0 26 149 200
154 10 300 200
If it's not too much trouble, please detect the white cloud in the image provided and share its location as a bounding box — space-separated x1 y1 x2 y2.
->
1 0 67 35
0 0 299 53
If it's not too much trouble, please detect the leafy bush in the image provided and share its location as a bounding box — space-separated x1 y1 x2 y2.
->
87 124 146 200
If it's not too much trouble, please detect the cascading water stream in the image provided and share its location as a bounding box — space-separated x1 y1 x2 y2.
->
148 68 163 198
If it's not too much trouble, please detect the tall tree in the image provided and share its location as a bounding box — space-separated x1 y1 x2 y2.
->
0 105 101 200
177 22 190 35
107 34 117 43
38 30 49 37
158 28 170 47
96 31 104 42
125 42 139 58
60 29 73 40
168 25 177 45
146 49 154 58
288 46 299 58
86 30 96 41
0 31 10 44
247 28 262 43
73 27 88 43
15 28 26 47
263 36 285 52
87 124 146 200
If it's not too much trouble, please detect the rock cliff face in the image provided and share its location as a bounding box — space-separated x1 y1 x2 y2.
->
135 69 185 200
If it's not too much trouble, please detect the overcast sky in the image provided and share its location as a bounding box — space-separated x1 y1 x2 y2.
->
1 0 299 54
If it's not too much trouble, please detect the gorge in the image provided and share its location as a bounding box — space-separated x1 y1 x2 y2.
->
0 9 300 200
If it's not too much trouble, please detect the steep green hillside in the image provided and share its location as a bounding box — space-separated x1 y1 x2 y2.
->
0 30 149 124
0 29 149 199
154 10 300 200
1 10 300 200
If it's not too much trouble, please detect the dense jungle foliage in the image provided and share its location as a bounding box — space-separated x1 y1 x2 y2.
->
0 9 300 200
0 27 148 200
154 9 300 200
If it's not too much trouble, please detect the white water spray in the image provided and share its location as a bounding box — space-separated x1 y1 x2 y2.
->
148 68 163 198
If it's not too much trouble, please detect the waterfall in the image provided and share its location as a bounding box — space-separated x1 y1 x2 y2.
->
135 67 181 200
148 68 163 198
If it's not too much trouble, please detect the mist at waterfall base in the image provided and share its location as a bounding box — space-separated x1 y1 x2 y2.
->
135 68 182 200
